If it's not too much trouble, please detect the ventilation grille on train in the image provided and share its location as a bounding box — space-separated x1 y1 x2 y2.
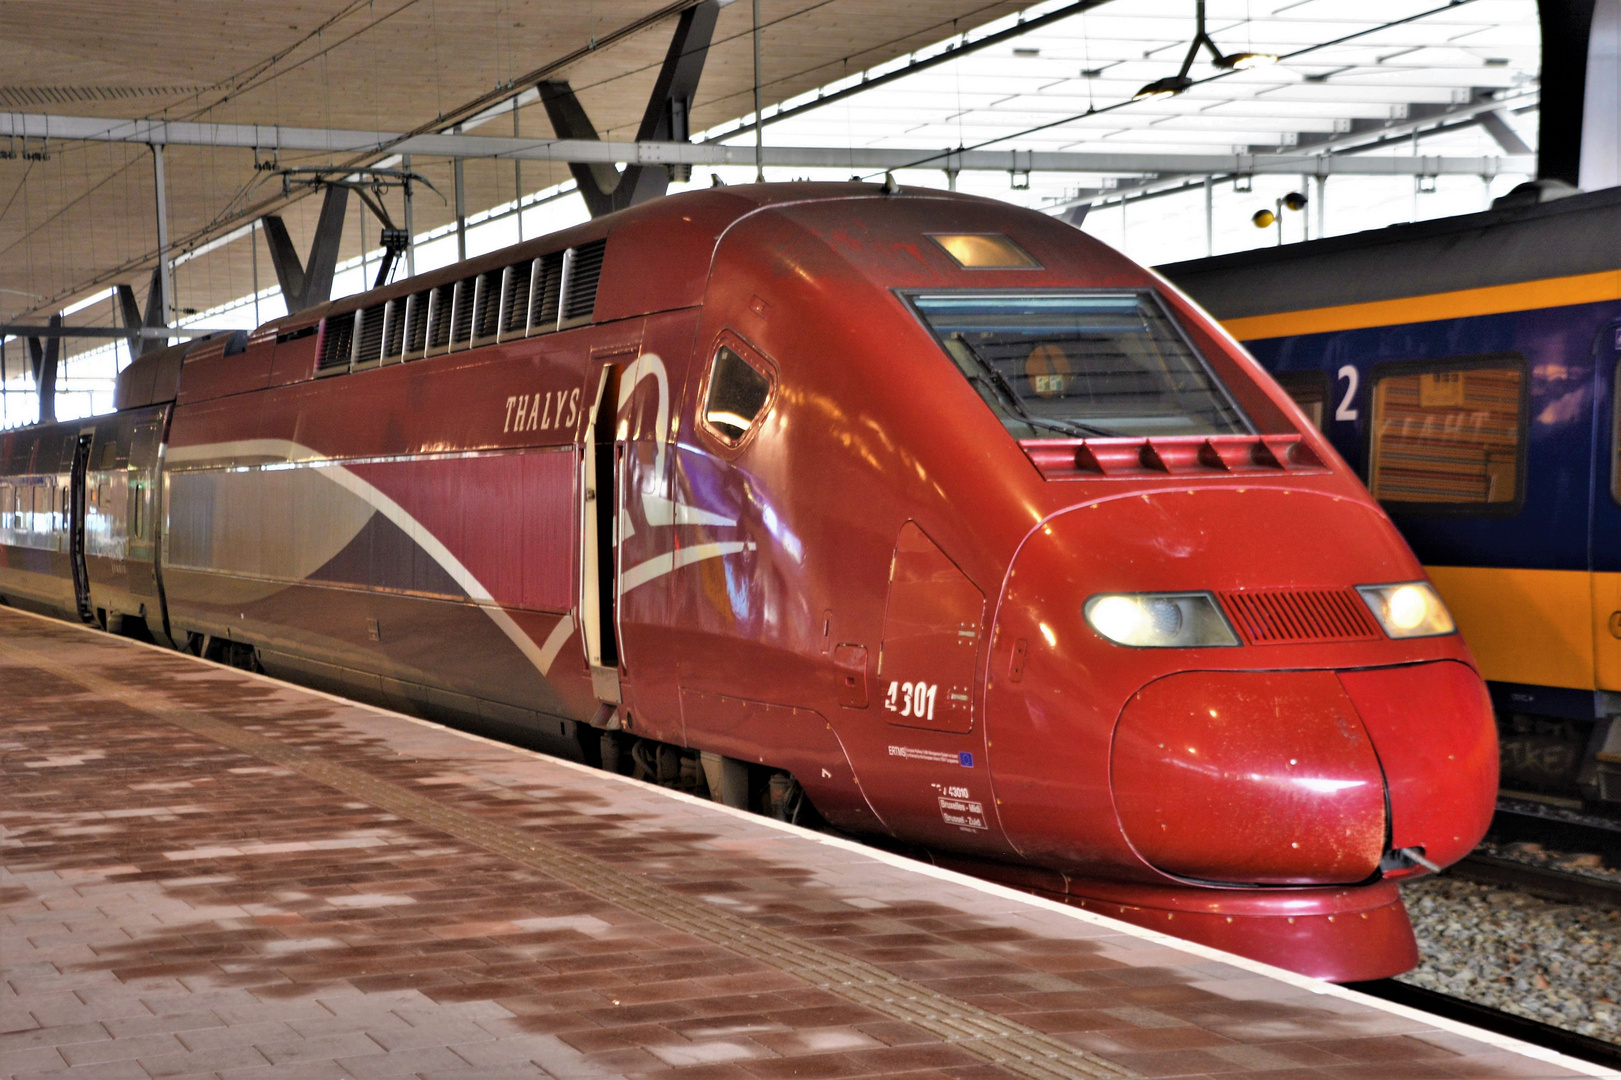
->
317 315 354 371
308 236 607 374
501 262 532 336
355 306 386 365
472 268 503 340
531 251 565 329
562 239 606 322
1219 588 1380 644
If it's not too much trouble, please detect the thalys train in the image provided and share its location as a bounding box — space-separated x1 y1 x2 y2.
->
0 183 1498 981
1162 184 1621 811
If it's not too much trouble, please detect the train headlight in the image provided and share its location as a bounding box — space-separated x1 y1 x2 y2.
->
1084 592 1239 648
1356 582 1455 638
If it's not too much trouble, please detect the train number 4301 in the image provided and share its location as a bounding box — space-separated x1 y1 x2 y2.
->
885 680 938 722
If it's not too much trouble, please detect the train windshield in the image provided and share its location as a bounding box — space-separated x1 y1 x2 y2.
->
910 291 1249 439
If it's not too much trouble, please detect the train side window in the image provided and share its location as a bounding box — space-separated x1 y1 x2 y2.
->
1273 371 1328 430
1613 356 1621 506
701 340 775 448
1368 356 1526 513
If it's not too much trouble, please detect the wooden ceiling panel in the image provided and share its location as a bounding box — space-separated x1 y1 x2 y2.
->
0 0 1025 346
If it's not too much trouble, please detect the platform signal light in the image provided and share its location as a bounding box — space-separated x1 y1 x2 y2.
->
1252 191 1307 245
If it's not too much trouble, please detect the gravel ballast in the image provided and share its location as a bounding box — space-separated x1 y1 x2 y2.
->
1398 875 1620 1043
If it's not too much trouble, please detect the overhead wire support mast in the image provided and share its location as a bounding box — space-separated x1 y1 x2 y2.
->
753 0 763 183
150 144 173 331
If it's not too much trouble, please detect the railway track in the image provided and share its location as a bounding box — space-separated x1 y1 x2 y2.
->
1455 796 1621 906
1381 805 1621 1069
1344 979 1621 1071
1449 853 1621 908
1491 796 1621 860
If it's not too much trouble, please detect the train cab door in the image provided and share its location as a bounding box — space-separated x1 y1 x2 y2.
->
580 363 626 713
578 338 673 736
67 432 93 623
1594 319 1621 694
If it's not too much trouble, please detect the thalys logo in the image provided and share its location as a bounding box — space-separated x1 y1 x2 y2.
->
503 389 581 433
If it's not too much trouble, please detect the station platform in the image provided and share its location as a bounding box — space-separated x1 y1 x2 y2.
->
0 606 1609 1080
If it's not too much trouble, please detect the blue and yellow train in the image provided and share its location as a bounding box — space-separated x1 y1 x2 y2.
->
1163 184 1620 805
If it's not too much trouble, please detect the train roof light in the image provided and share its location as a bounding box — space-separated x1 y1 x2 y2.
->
929 234 1040 269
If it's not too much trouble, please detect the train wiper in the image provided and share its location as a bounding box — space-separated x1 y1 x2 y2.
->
951 334 1118 438
1019 413 1119 439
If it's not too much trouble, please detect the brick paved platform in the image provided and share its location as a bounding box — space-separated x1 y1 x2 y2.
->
0 607 1608 1080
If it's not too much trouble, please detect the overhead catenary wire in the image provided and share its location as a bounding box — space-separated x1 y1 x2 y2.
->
9 0 1515 322
855 0 1488 180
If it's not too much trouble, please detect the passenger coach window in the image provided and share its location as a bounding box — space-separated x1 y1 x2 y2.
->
1274 371 1328 429
1613 358 1620 505
909 290 1249 439
703 344 774 446
1369 359 1525 510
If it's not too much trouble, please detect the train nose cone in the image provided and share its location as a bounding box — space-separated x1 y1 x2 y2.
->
1337 660 1498 870
1111 670 1386 885
985 485 1493 878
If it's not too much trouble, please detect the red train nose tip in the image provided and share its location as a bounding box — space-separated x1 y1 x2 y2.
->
1111 670 1387 885
1337 660 1499 871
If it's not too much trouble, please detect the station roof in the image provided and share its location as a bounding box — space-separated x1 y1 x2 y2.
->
0 0 1540 364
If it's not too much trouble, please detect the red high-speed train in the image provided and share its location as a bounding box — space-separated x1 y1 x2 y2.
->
0 183 1497 980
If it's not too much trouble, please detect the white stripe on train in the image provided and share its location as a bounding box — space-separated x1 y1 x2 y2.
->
165 437 746 677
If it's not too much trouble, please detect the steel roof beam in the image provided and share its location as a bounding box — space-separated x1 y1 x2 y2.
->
1 325 213 340
513 0 722 218
0 324 215 337
260 185 350 313
0 111 1531 176
26 316 60 424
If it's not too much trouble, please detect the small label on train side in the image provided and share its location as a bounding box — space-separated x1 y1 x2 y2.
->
938 795 987 830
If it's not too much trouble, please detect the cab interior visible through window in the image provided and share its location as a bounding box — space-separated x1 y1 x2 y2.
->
906 290 1251 440
702 341 774 447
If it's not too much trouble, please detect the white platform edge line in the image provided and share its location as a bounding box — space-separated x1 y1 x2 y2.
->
10 604 1616 1079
